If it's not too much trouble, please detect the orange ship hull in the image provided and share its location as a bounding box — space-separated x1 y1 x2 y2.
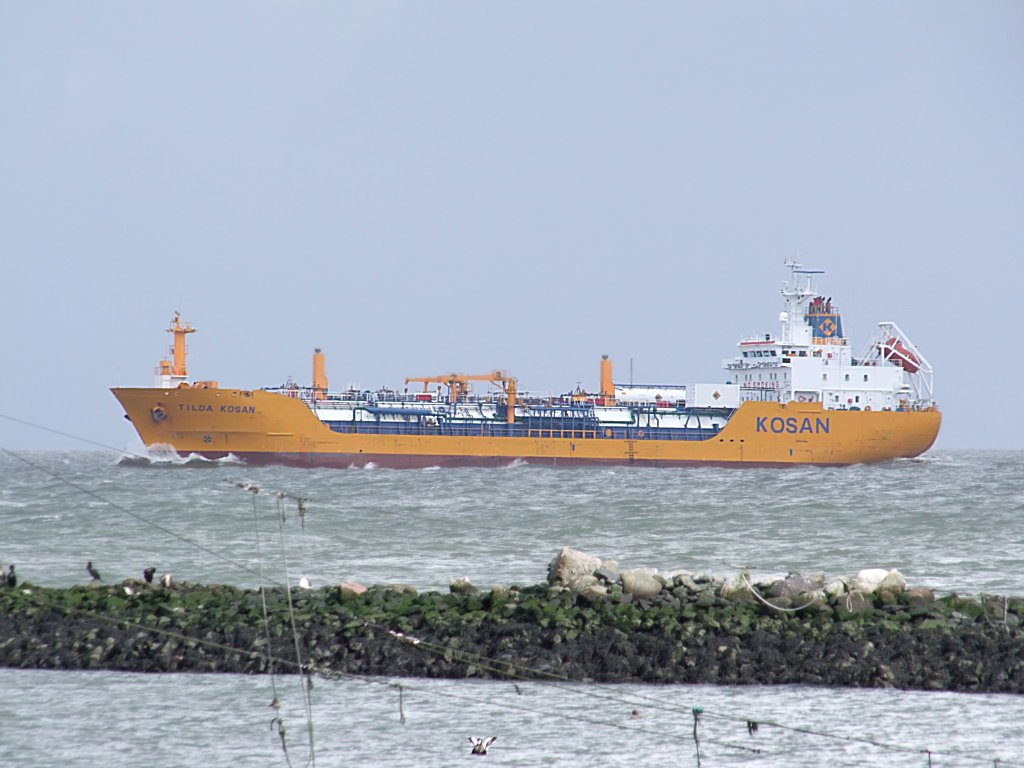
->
111 387 941 468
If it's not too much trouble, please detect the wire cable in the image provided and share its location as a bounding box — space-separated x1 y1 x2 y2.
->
3 422 1020 766
0 446 286 588
275 493 317 768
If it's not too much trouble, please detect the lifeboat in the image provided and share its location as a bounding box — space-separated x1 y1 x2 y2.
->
881 337 920 374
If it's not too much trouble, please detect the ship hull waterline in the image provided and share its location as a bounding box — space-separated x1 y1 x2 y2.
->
112 387 941 469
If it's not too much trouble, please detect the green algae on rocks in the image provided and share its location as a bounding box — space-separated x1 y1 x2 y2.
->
1 549 1022 692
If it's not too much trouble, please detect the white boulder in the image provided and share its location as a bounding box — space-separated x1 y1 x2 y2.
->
852 568 906 594
620 567 663 600
548 547 604 586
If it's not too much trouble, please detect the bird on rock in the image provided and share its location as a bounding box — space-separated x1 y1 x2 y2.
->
6 564 15 588
159 573 173 588
86 561 102 582
468 737 497 755
143 567 156 584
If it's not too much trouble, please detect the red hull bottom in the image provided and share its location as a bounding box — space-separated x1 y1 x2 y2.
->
183 451 843 470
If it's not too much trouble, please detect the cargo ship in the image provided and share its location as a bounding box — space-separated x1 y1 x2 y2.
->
112 263 940 468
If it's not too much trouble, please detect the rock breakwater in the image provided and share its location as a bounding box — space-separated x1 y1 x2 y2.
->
2 548 1023 692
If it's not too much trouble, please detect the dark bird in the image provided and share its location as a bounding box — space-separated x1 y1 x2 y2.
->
143 567 156 584
6 564 15 588
468 737 496 755
747 720 759 736
86 561 102 582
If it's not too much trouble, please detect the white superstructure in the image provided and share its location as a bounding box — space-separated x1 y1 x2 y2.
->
723 262 934 412
259 262 933 440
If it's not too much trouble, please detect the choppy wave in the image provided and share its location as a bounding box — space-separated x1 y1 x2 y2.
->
3 448 1024 767
117 445 245 468
3 448 1023 597
5 670 1023 768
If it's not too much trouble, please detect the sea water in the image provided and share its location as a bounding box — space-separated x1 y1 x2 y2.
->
1 449 1023 766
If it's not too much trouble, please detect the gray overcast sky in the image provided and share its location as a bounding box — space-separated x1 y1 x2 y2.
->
2 3 1021 451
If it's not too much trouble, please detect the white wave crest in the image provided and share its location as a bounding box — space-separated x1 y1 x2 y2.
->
117 444 244 468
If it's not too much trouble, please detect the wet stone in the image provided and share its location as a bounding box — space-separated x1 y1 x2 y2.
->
1 569 1023 693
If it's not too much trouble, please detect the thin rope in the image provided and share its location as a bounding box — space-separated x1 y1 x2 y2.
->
1 431 1018 766
250 488 279 694
0 447 284 587
0 412 156 458
7 587 1020 767
276 493 317 768
740 572 821 612
372 621 1018 765
249 485 294 768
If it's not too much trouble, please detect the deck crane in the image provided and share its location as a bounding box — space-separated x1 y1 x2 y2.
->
404 371 518 424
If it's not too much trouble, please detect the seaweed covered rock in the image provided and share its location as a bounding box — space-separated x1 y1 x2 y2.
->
2 551 1024 693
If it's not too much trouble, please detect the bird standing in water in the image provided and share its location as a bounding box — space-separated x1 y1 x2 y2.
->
86 562 102 582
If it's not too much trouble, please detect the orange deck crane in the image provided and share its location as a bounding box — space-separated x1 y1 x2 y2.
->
404 371 518 424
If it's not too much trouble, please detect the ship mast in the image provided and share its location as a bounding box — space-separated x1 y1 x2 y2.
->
779 260 824 346
156 311 195 388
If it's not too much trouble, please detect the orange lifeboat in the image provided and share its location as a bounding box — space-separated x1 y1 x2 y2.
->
881 337 920 374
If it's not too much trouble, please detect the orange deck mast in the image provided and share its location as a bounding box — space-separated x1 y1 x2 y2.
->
157 311 196 384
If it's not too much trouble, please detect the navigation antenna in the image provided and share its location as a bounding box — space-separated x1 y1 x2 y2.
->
783 258 824 298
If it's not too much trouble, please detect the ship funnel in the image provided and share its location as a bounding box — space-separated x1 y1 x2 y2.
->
600 355 614 400
313 348 328 400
